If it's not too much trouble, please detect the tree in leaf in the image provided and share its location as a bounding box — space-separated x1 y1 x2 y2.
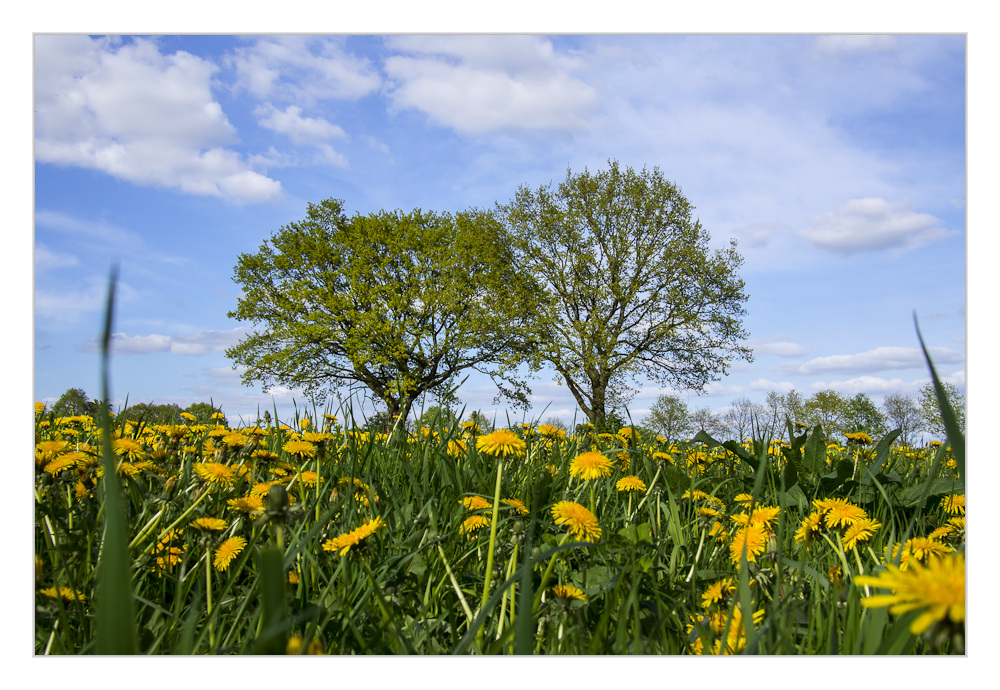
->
917 381 966 440
644 393 691 442
118 402 184 426
499 160 752 426
801 389 849 441
52 387 92 417
881 392 924 447
842 392 888 440
182 401 223 425
226 199 543 428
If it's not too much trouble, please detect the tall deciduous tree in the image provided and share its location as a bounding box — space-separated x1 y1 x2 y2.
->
802 389 850 441
882 392 924 447
843 392 888 439
499 161 752 425
644 393 691 441
227 199 543 426
917 381 966 440
52 387 91 417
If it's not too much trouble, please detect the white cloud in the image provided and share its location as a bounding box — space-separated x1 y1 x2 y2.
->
383 35 599 135
35 244 79 272
750 340 809 358
228 36 381 103
81 327 249 356
35 277 138 325
813 35 898 56
807 375 915 396
34 35 282 204
254 103 347 145
787 346 964 376
798 198 953 255
749 378 796 393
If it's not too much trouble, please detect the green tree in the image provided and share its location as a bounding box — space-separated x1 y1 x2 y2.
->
499 160 752 426
881 392 924 447
843 392 888 439
644 393 691 441
801 389 849 441
182 401 223 424
118 402 184 426
416 404 459 432
917 381 966 440
227 199 544 427
52 387 91 417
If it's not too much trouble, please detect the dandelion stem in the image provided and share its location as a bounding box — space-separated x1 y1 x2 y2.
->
477 458 505 648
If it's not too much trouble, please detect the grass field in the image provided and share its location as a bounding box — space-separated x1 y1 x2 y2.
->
33 399 965 655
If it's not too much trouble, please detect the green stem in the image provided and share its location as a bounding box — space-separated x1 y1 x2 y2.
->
477 459 505 648
205 546 214 650
532 533 571 614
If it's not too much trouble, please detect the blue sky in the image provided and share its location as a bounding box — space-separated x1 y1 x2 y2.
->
32 32 969 429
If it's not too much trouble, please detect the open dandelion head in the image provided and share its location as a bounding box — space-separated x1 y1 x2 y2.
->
569 450 613 481
855 551 964 636
616 475 646 493
551 501 601 542
476 429 526 459
322 517 385 556
213 536 247 571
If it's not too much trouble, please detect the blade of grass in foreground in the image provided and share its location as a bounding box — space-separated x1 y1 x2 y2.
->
914 314 965 488
95 264 137 654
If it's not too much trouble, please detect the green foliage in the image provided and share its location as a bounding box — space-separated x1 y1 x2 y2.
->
52 387 92 417
499 160 752 426
843 393 888 439
182 401 223 424
917 381 966 441
801 389 849 442
645 394 691 441
117 402 185 426
227 199 544 425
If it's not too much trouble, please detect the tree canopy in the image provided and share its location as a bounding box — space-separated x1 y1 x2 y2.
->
226 199 544 426
499 160 752 425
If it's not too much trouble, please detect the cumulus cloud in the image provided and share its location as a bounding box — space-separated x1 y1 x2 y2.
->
383 35 599 135
807 375 916 396
228 36 381 103
34 35 282 204
81 327 249 356
749 340 809 358
784 345 964 376
798 198 953 255
254 103 347 145
749 378 796 393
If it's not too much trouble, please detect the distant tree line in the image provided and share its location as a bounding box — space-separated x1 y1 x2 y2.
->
45 387 225 425
642 383 965 446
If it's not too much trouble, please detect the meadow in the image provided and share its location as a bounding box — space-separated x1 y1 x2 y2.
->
33 399 965 655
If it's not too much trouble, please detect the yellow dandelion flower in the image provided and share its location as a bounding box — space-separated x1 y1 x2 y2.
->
322 517 385 556
855 551 964 635
794 510 825 544
892 537 954 571
282 439 317 458
193 462 237 487
569 450 613 481
729 524 768 564
191 517 229 532
551 501 601 542
460 514 490 537
112 437 144 460
44 454 79 475
476 429 526 459
38 586 87 602
701 578 737 609
227 495 265 515
461 495 492 511
940 494 965 515
503 498 529 515
841 518 882 550
821 501 868 529
552 584 587 601
616 475 647 493
213 536 247 571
